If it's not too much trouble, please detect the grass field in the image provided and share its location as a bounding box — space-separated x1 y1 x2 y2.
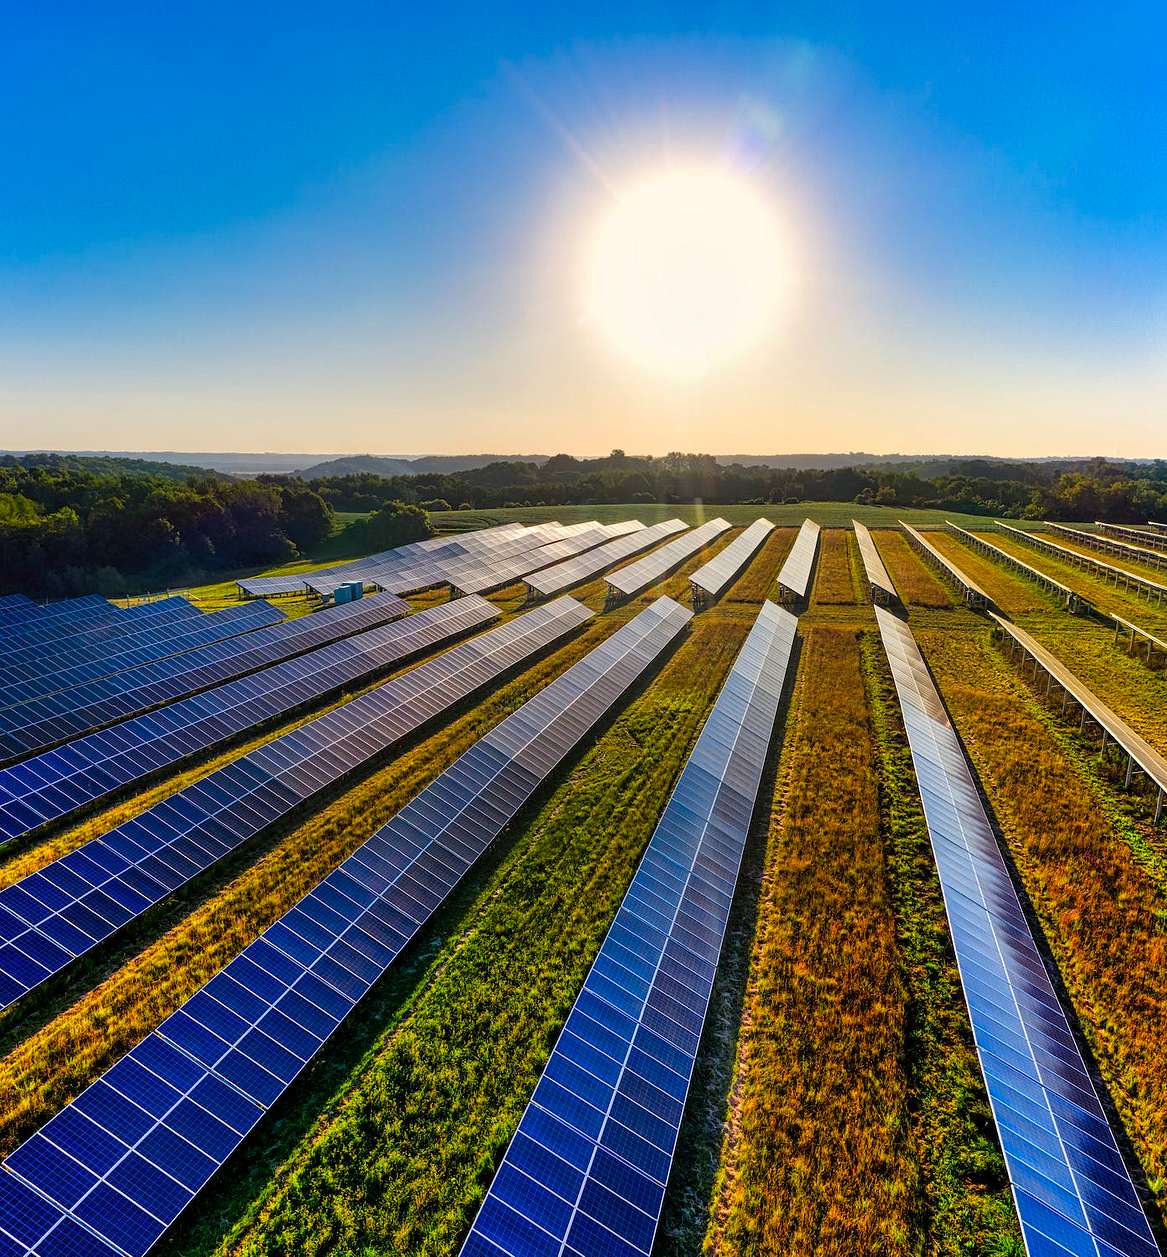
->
4 515 1167 1256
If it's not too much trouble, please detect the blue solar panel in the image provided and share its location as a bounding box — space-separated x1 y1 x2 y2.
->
461 600 798 1257
0 597 692 1257
0 597 596 1011
874 607 1159 1257
0 593 410 773
0 600 284 708
0 598 125 653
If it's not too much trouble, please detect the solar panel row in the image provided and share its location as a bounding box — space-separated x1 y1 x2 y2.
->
873 607 1159 1257
305 523 562 599
774 518 821 602
989 612 1167 822
0 605 300 763
606 519 731 599
0 593 35 616
1095 522 1167 555
852 521 897 606
460 600 797 1257
0 595 454 844
688 518 774 605
233 574 310 598
0 597 592 1011
945 523 1087 613
446 526 619 597
0 593 409 767
1 602 286 709
900 522 992 608
526 520 687 599
998 523 1167 606
1046 522 1167 574
0 597 692 1257
0 598 126 653
2 598 203 679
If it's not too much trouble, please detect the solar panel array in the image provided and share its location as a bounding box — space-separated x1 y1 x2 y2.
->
606 519 731 599
526 520 686 599
305 524 562 599
1 598 203 679
0 597 592 1010
461 600 797 1257
1096 522 1167 555
446 526 621 597
874 606 1159 1257
688 518 774 605
0 604 304 764
0 597 126 653
1 602 286 709
852 521 897 606
0 598 692 1257
774 519 821 601
1045 522 1167 574
998 523 1167 606
0 594 450 843
0 593 35 617
945 523 1087 614
989 612 1167 822
0 592 408 766
900 522 992 608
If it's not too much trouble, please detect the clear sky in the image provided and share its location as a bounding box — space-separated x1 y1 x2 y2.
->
2 2 1165 459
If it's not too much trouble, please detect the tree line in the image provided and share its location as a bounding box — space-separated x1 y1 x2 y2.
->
309 451 1167 522
3 450 1164 599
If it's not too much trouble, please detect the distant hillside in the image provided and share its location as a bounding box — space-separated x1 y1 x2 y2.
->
294 453 551 479
0 451 231 481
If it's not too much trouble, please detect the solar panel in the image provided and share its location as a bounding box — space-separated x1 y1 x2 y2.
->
0 593 35 617
0 595 435 840
852 521 897 606
945 523 1088 613
1 602 286 708
460 600 797 1257
774 519 821 602
526 521 683 598
900 523 992 608
998 523 1167 606
0 597 594 1011
606 519 731 599
874 607 1160 1257
688 518 774 606
1046 522 1167 574
0 598 692 1257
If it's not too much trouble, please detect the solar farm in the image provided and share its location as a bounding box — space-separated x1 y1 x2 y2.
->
2 516 1167 1257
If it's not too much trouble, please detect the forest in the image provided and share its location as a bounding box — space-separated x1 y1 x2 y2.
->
0 461 342 597
308 450 1167 521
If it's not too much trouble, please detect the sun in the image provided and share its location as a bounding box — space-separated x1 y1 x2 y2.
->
584 166 786 379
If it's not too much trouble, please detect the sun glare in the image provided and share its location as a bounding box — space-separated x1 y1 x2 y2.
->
584 167 785 379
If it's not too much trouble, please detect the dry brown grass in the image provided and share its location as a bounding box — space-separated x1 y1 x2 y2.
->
705 625 920 1256
876 531 954 608
812 530 859 605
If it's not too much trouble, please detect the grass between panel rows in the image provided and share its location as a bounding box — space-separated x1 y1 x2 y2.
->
182 616 751 1257
873 530 955 609
701 625 919 1255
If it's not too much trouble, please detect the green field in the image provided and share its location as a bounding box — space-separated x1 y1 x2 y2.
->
3 519 1166 1256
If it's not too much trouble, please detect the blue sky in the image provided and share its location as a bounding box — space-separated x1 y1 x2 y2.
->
2 2 1165 457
